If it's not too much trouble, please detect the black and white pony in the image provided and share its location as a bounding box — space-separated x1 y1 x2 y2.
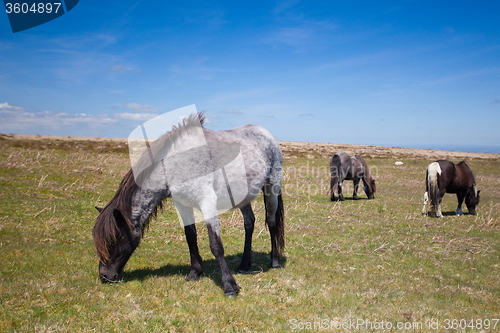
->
422 159 480 217
93 113 284 296
329 152 376 201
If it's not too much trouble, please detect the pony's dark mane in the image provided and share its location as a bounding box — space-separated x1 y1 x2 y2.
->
93 170 138 263
458 159 471 171
93 112 205 263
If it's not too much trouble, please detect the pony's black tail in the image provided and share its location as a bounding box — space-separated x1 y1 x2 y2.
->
329 154 341 200
264 190 285 256
275 192 285 255
329 176 337 199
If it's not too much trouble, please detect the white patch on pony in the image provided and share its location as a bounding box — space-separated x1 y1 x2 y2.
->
428 162 441 176
473 184 477 197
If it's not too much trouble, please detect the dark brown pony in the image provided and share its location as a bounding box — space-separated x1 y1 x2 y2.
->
422 160 480 217
329 152 376 201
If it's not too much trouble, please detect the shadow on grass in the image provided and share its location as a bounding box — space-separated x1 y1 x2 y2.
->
422 211 475 217
441 211 474 217
331 197 371 202
122 251 287 292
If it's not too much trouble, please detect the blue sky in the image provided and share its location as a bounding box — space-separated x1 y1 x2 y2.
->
1 1 499 150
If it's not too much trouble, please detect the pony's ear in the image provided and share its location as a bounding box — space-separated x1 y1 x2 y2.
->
477 190 481 196
113 209 129 229
95 206 103 213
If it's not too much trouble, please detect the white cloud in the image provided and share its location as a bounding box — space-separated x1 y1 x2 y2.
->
0 102 117 134
0 102 24 112
114 112 157 121
124 103 159 113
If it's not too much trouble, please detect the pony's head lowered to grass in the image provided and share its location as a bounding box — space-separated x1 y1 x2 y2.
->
93 170 162 282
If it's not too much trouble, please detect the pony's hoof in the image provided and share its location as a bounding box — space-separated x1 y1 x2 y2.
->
353 196 358 200
186 270 203 281
237 264 251 274
271 261 281 269
223 285 241 297
339 196 346 201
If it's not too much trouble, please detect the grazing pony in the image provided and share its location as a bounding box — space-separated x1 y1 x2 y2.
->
329 152 376 201
422 160 480 217
93 113 284 296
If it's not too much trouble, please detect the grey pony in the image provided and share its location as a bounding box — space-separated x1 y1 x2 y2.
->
93 113 285 296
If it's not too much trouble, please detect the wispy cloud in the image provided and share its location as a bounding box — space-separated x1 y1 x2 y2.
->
263 19 338 51
107 65 139 74
445 26 456 34
206 88 275 105
0 102 116 134
124 103 159 113
273 0 300 13
218 109 244 115
311 50 402 73
168 58 238 81
113 112 157 121
185 9 228 28
418 68 500 86
265 27 314 49
31 33 129 85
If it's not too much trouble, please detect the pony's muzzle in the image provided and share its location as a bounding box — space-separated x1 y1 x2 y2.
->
99 273 121 283
99 262 121 283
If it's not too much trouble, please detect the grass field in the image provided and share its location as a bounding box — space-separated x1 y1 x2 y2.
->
1 135 499 332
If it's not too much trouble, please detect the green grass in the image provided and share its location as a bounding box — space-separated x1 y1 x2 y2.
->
1 138 499 332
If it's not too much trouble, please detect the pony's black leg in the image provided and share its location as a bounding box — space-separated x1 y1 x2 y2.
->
175 201 203 281
456 192 466 215
184 224 204 281
206 219 240 296
238 204 255 273
352 178 360 200
338 181 345 201
264 184 282 269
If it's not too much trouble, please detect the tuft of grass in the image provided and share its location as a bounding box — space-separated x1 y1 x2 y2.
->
1 138 499 332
